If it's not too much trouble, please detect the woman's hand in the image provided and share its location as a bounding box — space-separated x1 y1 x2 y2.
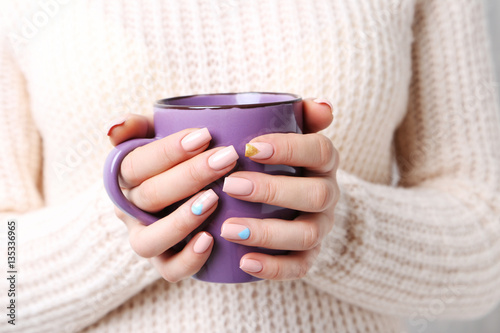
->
107 97 338 282
107 115 241 282
220 98 340 280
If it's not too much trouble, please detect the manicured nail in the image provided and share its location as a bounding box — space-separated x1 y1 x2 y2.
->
181 128 212 152
208 146 239 170
106 116 128 136
240 258 263 273
313 98 333 112
221 224 250 240
191 189 219 215
193 232 213 254
222 177 253 196
245 142 274 159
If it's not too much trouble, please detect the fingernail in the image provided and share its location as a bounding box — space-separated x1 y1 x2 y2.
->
191 189 219 215
193 232 213 254
221 224 250 240
181 128 212 152
208 146 239 170
245 142 274 159
313 98 333 112
106 116 129 136
240 258 263 273
222 177 253 196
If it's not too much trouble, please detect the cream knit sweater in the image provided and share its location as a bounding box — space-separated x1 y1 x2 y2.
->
1 0 500 332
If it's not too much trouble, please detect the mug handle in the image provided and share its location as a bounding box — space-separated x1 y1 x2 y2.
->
103 138 159 225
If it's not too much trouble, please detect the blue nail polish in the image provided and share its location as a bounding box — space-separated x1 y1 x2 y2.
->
190 190 219 216
191 203 203 216
238 228 250 240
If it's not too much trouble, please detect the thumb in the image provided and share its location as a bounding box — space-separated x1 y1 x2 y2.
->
302 98 334 133
106 113 155 146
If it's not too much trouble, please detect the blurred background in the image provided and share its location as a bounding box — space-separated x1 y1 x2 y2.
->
406 0 499 332
487 0 500 90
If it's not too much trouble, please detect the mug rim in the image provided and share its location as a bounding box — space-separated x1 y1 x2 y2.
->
154 92 302 110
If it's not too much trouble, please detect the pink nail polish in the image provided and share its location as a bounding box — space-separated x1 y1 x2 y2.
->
221 224 250 240
106 116 128 136
208 146 239 170
240 258 263 273
191 189 219 215
181 128 212 152
313 98 333 112
193 232 213 254
245 142 274 159
222 177 253 196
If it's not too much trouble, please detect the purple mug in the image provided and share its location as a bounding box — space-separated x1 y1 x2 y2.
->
103 92 303 283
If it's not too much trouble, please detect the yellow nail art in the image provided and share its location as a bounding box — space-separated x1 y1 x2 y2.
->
245 144 260 157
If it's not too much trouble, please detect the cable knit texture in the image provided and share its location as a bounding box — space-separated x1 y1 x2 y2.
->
1 0 500 332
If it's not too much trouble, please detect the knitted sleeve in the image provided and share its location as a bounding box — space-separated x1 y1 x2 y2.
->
0 27 159 333
305 0 500 319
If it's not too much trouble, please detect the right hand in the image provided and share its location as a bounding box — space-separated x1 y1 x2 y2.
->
107 113 239 282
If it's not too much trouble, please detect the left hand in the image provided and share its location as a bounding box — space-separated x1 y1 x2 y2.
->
220 98 340 280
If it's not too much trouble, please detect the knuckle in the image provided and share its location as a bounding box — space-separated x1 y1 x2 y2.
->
302 222 321 250
128 232 153 258
282 139 295 164
269 262 282 280
159 268 181 283
179 257 200 275
296 260 309 279
308 180 334 212
158 140 175 166
259 224 273 248
333 147 340 170
114 206 127 220
180 202 196 222
136 181 160 211
120 153 141 187
317 135 335 168
186 162 206 184
262 179 281 205
171 210 196 236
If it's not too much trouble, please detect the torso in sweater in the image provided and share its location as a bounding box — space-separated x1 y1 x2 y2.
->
3 0 499 332
7 0 413 204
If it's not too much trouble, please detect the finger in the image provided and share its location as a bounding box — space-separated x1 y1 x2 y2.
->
222 172 339 212
220 212 332 251
238 245 321 280
303 98 334 133
120 127 212 188
245 132 339 174
150 231 214 283
106 113 155 146
128 145 238 212
119 189 219 258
